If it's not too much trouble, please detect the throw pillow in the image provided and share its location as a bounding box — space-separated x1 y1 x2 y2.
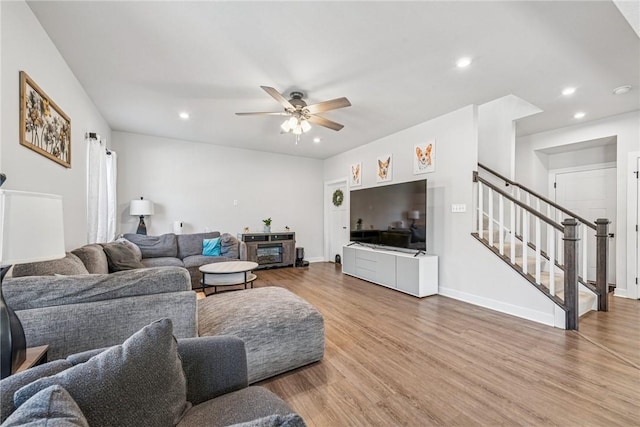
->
220 233 240 259
202 238 221 256
101 242 145 273
3 385 89 427
14 318 190 427
115 237 143 261
12 253 89 277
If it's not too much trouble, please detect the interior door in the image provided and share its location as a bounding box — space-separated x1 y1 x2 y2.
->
554 167 616 284
326 180 349 263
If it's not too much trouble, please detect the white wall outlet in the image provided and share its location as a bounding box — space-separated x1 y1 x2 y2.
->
233 199 238 206
451 203 466 213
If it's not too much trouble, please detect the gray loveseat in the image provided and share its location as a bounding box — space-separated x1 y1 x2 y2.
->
0 319 305 427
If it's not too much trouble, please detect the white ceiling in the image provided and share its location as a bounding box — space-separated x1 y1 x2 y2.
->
27 1 640 160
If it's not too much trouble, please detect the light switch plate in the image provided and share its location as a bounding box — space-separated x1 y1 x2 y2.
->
451 203 466 213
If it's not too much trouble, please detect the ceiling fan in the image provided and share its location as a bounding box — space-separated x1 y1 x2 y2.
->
236 86 351 135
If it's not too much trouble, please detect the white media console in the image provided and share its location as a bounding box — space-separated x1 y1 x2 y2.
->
342 244 438 298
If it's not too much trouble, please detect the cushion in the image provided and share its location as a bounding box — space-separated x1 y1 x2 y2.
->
177 386 300 427
71 244 109 274
176 232 220 259
101 242 145 272
229 414 306 427
203 238 221 256
2 385 89 427
14 319 190 427
123 233 178 258
0 360 73 424
12 253 89 277
115 238 143 261
220 233 240 259
140 257 185 268
183 255 232 269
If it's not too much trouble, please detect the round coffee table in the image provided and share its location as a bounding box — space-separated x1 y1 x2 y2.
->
199 261 259 296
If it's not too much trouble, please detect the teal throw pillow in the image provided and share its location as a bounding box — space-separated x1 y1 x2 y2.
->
203 237 221 256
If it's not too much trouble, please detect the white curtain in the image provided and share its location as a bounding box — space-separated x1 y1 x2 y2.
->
87 135 117 243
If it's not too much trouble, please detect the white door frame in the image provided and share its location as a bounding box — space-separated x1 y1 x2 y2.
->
324 177 349 262
626 152 639 299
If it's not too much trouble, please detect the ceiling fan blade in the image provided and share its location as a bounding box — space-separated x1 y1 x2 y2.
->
305 97 351 114
307 115 345 131
261 86 295 111
235 112 290 116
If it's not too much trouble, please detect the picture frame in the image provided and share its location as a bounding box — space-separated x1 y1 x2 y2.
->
350 162 362 187
376 154 392 183
413 140 435 174
20 71 71 168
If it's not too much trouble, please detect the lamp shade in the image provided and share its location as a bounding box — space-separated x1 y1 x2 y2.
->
130 199 154 216
0 190 65 266
408 210 420 220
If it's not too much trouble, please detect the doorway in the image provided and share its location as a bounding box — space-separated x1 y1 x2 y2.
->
324 178 349 263
552 166 616 284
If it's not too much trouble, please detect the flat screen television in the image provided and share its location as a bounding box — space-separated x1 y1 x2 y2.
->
349 179 427 252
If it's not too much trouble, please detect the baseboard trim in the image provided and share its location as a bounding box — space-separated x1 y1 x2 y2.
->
613 288 629 298
438 287 556 327
307 257 325 264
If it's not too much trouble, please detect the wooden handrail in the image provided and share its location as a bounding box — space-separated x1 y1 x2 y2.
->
473 172 564 231
478 163 596 230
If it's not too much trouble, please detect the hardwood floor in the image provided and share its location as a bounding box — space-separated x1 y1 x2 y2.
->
249 263 639 426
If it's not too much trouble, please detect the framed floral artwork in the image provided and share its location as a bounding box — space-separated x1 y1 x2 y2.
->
413 140 435 174
350 162 362 187
376 154 392 183
20 71 71 168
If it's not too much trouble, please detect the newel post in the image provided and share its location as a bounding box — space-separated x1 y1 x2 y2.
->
595 218 610 312
562 218 579 330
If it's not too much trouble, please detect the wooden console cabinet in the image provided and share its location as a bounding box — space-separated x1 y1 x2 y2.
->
242 232 295 269
342 245 438 297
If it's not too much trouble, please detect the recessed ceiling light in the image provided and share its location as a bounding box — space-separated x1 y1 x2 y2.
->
313 137 321 144
179 112 190 119
612 85 632 95
456 57 472 68
562 87 576 96
574 112 586 119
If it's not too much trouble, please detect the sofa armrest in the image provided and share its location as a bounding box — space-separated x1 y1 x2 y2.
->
3 266 191 311
178 336 248 405
239 241 247 261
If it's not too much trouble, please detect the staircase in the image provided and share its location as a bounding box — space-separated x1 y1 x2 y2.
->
472 164 611 329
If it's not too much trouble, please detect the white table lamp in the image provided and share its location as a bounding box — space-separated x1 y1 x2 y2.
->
408 210 420 227
130 197 154 235
0 187 65 378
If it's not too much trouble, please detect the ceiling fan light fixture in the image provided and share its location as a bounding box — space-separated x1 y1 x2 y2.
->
280 119 292 132
301 120 311 133
288 116 299 127
292 126 303 135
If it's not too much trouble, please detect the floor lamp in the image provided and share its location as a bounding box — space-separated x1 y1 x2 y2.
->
0 187 65 379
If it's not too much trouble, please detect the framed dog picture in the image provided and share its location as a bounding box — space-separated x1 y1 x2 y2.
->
350 162 362 187
376 154 392 183
413 140 435 174
19 71 71 168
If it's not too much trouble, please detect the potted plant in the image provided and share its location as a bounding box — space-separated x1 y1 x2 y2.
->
263 217 272 233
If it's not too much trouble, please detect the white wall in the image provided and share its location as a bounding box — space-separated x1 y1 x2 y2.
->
325 105 560 326
516 111 640 298
478 95 542 179
1 1 112 250
112 132 325 260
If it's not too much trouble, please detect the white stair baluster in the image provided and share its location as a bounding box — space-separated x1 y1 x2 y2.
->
510 200 516 263
478 183 483 237
549 227 555 296
488 188 494 247
535 215 541 284
498 195 504 255
582 224 588 281
522 210 529 275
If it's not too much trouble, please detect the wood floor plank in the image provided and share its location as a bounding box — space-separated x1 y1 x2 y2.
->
247 263 640 426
